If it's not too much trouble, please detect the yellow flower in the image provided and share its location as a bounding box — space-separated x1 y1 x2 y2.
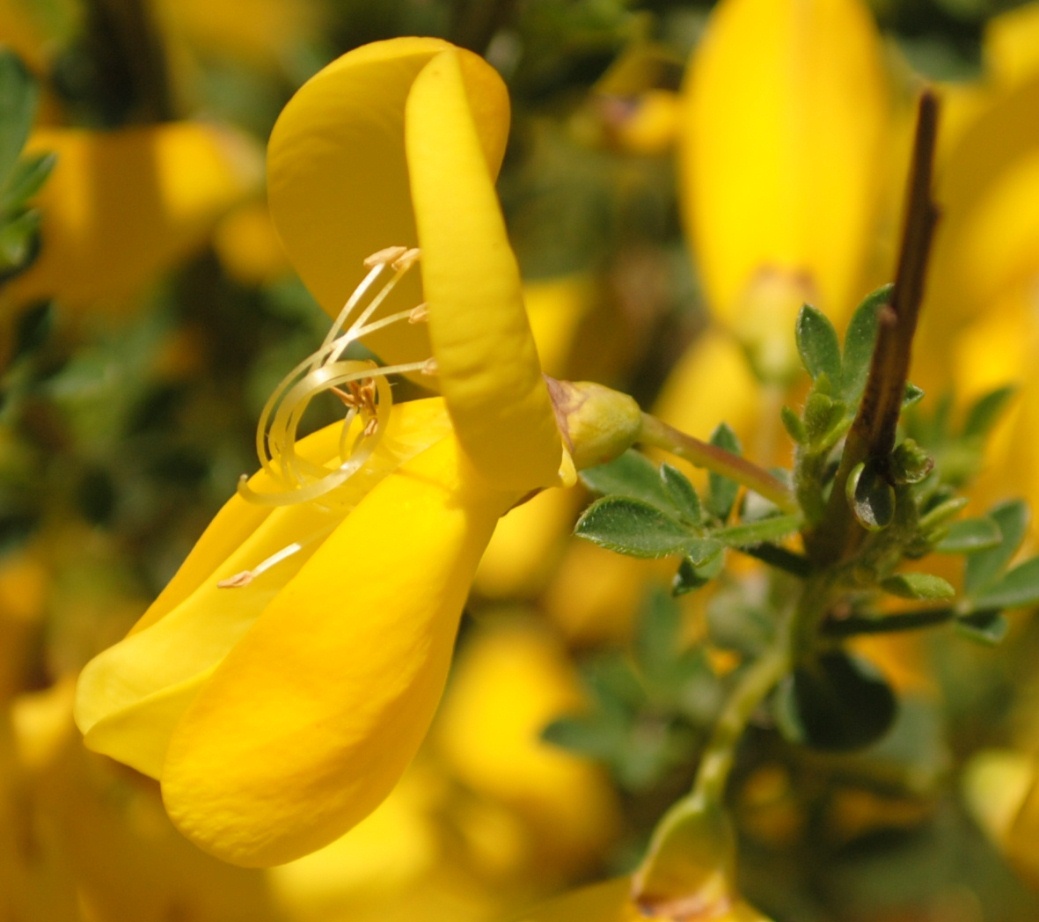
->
4 121 262 310
678 0 890 380
75 37 640 869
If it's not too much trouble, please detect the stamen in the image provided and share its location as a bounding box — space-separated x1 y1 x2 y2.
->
217 541 304 588
364 245 409 268
235 249 435 510
409 303 428 323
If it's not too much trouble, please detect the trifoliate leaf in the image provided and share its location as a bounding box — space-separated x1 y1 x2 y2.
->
970 557 1039 611
707 423 741 521
841 284 889 402
0 51 37 189
880 572 956 601
935 517 1001 554
576 496 695 558
0 152 56 214
714 513 802 548
965 500 1029 596
956 610 1009 646
660 463 702 525
963 386 1016 440
796 303 842 384
780 405 806 444
581 449 670 509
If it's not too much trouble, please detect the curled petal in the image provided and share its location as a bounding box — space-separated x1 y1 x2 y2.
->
74 399 453 779
405 49 565 488
161 433 515 867
266 37 508 366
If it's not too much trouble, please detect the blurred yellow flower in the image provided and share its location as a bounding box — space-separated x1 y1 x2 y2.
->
678 0 890 380
3 121 262 310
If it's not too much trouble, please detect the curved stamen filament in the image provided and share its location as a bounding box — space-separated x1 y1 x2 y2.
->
238 248 432 509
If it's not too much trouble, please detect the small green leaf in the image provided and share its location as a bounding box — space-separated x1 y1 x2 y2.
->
963 386 1016 439
956 610 1008 646
576 496 695 558
660 463 702 525
0 51 38 188
775 651 897 751
846 460 895 531
890 439 933 485
780 406 805 444
965 500 1029 595
581 450 670 509
707 603 774 655
0 151 56 213
935 517 1001 554
672 547 724 595
841 284 889 401
880 572 956 601
971 556 1039 611
902 383 925 409
796 304 842 384
714 513 801 548
918 495 969 531
707 423 741 521
803 392 847 445
0 207 40 273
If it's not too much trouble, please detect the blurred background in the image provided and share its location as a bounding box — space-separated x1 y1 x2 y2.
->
4 0 1039 919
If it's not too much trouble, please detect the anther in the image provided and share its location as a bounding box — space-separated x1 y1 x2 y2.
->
364 246 408 268
391 247 421 272
421 358 439 376
217 541 305 589
408 303 429 323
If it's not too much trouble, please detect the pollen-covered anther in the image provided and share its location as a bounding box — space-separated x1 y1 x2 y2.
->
408 303 428 323
421 358 439 376
363 245 409 268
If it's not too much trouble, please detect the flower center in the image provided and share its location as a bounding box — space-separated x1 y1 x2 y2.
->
237 246 435 508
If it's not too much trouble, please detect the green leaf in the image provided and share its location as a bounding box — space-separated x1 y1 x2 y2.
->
880 572 956 601
841 284 889 401
796 304 842 384
634 586 682 684
660 463 702 525
971 556 1039 611
935 517 1001 554
581 449 669 509
803 392 847 445
965 500 1029 595
846 460 895 531
780 405 805 444
0 207 40 273
0 51 37 188
673 547 724 595
963 386 1016 439
707 423 741 521
775 651 897 751
576 496 695 558
902 382 925 408
0 151 56 213
707 603 774 655
956 610 1008 646
714 513 801 548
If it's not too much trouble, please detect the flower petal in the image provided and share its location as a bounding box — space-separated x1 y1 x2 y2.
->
74 398 453 779
267 38 507 366
681 0 889 327
406 49 564 488
160 433 515 866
